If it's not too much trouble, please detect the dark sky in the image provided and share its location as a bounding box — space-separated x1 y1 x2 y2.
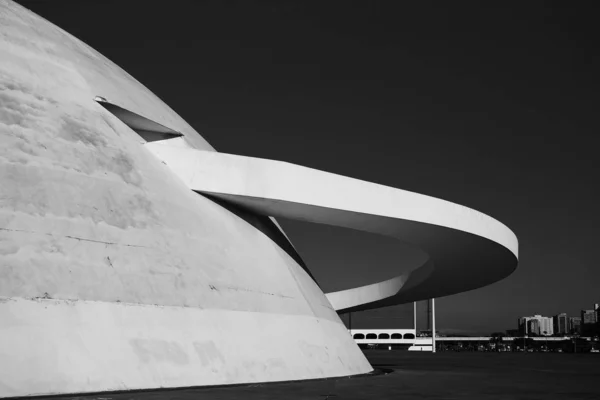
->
17 0 599 334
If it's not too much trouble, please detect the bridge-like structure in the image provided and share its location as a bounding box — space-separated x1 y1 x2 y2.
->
350 329 584 350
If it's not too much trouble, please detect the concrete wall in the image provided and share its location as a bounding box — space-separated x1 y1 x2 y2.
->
0 1 371 396
1 298 369 396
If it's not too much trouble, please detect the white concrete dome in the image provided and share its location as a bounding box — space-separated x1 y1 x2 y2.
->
0 0 517 396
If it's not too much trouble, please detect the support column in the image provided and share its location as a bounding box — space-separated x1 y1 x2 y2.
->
413 301 417 332
432 298 436 353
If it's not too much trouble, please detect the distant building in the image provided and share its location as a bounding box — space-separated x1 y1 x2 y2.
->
582 308 598 336
569 317 582 334
582 309 597 324
528 319 540 335
596 304 600 337
518 315 554 336
518 318 526 335
553 313 568 335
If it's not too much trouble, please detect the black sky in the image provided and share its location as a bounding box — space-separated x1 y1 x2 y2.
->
16 0 599 334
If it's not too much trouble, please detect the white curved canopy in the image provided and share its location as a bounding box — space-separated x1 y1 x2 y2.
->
146 141 518 313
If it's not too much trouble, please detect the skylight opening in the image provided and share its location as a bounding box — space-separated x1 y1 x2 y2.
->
95 96 184 143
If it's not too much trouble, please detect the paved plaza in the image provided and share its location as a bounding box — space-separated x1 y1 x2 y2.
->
31 350 600 400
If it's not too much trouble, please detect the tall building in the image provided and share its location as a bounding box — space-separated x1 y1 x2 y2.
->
527 319 540 335
581 309 598 336
518 317 528 335
553 313 568 335
540 316 554 335
569 317 582 334
518 315 553 336
582 309 597 324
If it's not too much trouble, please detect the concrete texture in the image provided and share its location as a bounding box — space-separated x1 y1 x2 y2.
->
0 0 370 396
0 0 518 397
0 298 368 396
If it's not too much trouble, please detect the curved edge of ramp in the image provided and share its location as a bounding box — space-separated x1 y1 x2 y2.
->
145 141 519 313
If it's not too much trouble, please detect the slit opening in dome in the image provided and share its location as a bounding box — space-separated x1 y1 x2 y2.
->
95 96 184 142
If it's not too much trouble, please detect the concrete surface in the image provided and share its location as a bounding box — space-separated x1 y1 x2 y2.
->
22 351 600 400
145 142 518 312
0 0 371 396
0 0 518 397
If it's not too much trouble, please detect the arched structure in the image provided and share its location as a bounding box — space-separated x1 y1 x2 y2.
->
0 0 518 397
145 142 518 314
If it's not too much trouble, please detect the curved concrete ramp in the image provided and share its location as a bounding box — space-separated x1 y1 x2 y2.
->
146 142 519 313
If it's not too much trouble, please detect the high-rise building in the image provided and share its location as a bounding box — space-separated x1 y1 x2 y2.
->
582 309 597 324
553 313 568 335
581 309 598 336
541 316 554 335
527 319 540 335
569 317 582 334
518 315 553 336
518 317 526 335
